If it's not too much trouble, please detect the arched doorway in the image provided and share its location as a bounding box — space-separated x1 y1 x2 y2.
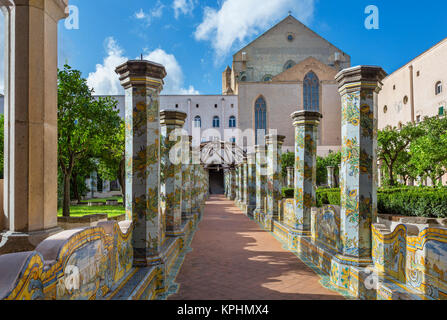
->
200 141 246 195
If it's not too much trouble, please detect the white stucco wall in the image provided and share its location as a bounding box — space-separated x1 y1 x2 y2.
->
378 38 447 129
95 94 239 145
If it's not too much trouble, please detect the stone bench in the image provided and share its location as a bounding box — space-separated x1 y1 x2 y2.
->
87 201 105 207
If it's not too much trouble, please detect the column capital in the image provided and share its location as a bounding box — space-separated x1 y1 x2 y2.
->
291 110 322 126
335 65 387 95
247 153 256 165
160 110 187 126
265 134 285 145
115 60 167 90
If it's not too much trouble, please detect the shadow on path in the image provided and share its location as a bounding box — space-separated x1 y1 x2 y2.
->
168 195 344 300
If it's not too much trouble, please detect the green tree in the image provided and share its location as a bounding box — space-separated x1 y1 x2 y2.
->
58 65 121 216
378 122 423 186
409 116 447 186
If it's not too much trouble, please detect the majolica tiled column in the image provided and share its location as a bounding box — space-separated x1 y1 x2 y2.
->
182 136 193 220
224 170 228 198
229 168 236 200
237 164 242 203
291 111 321 232
160 110 186 236
191 146 201 216
254 145 267 217
116 60 166 266
335 66 386 266
266 134 285 220
287 167 294 188
327 166 336 188
246 153 257 216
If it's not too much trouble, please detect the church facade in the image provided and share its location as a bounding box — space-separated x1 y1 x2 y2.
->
223 15 351 155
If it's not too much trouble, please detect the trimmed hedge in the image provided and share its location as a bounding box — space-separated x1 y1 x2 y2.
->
285 187 447 218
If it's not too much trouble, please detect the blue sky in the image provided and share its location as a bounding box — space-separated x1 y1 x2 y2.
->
1 0 446 95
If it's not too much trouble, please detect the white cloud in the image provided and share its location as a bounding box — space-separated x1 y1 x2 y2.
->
87 37 198 95
194 0 316 60
143 48 199 94
134 1 165 26
173 0 195 19
87 37 127 95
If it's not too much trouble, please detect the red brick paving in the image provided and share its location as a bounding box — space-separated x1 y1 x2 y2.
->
168 195 344 300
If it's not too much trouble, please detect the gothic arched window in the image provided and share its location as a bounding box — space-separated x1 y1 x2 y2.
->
255 97 267 144
303 71 320 111
194 116 201 128
229 116 236 128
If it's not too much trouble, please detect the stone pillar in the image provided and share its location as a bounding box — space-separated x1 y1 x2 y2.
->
182 136 193 220
0 0 69 254
160 110 187 236
116 60 167 266
266 134 285 220
327 166 336 188
287 167 294 188
254 145 267 217
246 153 257 216
335 66 386 266
291 111 321 232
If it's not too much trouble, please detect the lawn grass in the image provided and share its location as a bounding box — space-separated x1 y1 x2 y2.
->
57 205 125 218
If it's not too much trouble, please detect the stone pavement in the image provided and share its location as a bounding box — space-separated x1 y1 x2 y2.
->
168 195 344 300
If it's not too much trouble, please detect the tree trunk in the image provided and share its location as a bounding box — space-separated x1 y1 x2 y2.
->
72 173 81 203
388 165 395 186
118 156 125 207
63 173 71 217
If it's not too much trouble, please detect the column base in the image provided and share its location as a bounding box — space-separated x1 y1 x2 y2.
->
245 205 256 217
0 226 62 255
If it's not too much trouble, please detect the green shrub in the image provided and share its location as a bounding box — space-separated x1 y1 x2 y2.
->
287 186 447 218
327 192 341 206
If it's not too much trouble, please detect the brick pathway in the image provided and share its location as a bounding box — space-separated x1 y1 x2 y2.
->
168 195 343 300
